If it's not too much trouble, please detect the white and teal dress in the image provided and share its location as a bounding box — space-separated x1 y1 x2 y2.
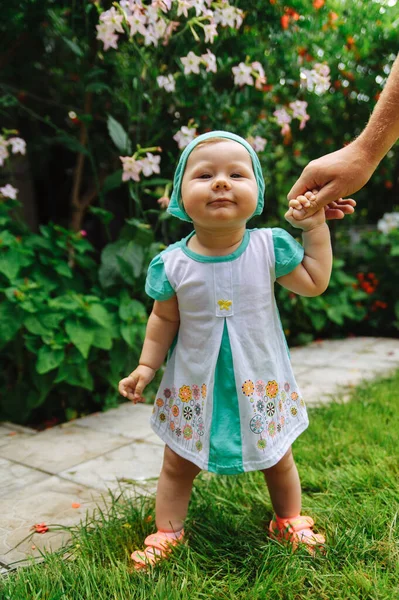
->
145 227 309 475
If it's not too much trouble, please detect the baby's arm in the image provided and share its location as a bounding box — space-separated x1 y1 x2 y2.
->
277 192 332 297
118 296 180 402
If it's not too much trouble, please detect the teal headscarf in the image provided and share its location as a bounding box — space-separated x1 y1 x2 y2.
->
167 130 265 222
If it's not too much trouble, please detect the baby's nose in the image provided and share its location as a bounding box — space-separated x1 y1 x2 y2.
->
212 178 231 189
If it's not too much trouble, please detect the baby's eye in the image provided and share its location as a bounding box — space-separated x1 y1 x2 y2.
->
231 173 242 178
198 174 211 179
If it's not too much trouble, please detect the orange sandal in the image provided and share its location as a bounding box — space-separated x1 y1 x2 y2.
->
131 529 185 570
269 515 325 554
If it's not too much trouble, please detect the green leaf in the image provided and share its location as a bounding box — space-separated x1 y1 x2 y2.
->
36 346 65 374
62 36 84 57
54 262 73 278
49 295 81 311
65 318 94 358
92 327 113 350
55 363 94 391
102 170 123 194
86 303 114 328
308 312 327 331
0 248 30 280
326 306 344 325
0 302 24 347
107 114 131 153
88 206 114 225
53 134 89 156
24 315 49 335
85 82 112 94
119 297 146 322
120 322 137 348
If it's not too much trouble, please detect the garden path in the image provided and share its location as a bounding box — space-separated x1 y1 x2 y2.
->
1 336 399 573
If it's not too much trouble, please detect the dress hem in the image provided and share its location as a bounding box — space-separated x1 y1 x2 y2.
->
150 417 309 475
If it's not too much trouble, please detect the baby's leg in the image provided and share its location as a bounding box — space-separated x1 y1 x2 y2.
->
156 444 201 531
262 448 325 552
261 447 301 517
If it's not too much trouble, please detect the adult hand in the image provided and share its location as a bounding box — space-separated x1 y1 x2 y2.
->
287 140 379 220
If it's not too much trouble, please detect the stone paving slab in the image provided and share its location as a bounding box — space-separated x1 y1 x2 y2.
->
0 476 108 568
0 423 37 449
74 402 162 446
0 458 48 498
0 423 133 474
59 441 163 494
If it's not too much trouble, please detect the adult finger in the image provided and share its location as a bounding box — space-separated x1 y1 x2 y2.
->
287 169 321 200
291 182 342 219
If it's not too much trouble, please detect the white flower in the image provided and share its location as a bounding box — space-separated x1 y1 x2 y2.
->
201 49 217 73
273 108 292 127
252 61 266 90
120 0 144 14
300 63 331 95
377 212 399 234
204 23 218 43
143 25 159 46
154 17 168 39
192 0 211 17
120 156 143 182
247 136 267 152
125 10 147 36
214 5 243 29
141 153 161 176
8 137 26 155
0 136 10 166
100 7 124 34
289 100 310 129
173 125 197 149
0 184 18 199
177 0 191 18
181 51 202 75
96 23 119 51
232 62 253 87
157 74 176 92
151 0 172 13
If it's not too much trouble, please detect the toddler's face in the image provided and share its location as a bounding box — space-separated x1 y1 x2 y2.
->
181 140 258 229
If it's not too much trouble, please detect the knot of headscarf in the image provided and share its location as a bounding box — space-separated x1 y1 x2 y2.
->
167 130 265 222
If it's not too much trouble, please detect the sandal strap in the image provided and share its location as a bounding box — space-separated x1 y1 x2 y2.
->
144 530 184 552
277 515 314 533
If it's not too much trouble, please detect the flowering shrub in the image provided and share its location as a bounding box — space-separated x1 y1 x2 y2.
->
340 223 399 337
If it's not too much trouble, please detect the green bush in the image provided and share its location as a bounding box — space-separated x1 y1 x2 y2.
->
0 196 163 424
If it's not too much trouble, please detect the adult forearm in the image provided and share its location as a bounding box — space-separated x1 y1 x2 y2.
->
356 54 399 164
139 312 179 371
301 224 332 294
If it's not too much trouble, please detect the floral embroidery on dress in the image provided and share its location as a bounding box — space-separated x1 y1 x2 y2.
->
241 378 304 451
266 380 279 398
242 380 254 396
179 385 192 402
153 383 207 452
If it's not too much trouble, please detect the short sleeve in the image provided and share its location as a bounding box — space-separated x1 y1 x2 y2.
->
272 227 304 278
145 254 175 301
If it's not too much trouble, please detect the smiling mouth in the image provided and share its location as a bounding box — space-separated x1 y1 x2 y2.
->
209 198 234 204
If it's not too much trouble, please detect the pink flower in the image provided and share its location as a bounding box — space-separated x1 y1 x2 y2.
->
157 196 170 209
80 230 87 237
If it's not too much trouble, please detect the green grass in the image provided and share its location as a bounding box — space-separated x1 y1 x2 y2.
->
2 371 399 600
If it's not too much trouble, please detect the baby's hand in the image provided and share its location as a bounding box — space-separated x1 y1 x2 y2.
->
118 365 156 404
285 190 326 231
